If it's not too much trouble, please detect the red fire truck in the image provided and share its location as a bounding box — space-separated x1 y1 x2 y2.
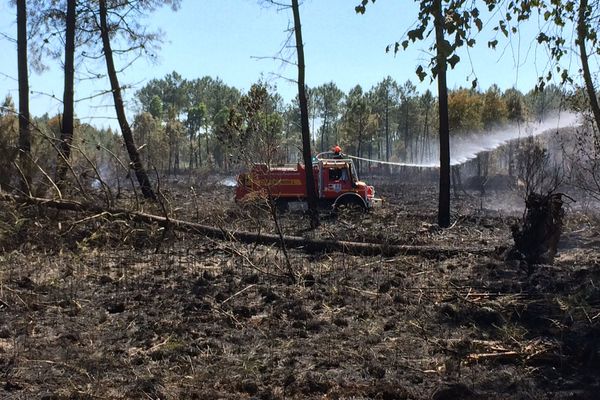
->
235 151 381 211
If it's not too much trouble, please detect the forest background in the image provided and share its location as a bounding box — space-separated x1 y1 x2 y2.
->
0 0 576 183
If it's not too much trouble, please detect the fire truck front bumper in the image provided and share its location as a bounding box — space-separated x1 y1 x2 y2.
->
367 197 383 209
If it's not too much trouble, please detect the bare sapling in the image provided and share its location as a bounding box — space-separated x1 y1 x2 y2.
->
564 118 600 203
222 84 296 283
236 145 295 283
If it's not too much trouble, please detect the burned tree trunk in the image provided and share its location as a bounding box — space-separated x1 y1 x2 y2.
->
578 0 600 134
17 0 32 192
292 0 319 229
508 193 566 270
56 0 76 185
98 0 156 200
433 0 451 228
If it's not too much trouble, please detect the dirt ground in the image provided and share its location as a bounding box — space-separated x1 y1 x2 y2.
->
1 176 599 399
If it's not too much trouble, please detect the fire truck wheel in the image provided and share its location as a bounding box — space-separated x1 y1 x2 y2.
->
274 199 289 213
334 196 366 214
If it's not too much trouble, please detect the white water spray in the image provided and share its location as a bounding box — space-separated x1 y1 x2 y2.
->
349 113 581 168
449 113 580 166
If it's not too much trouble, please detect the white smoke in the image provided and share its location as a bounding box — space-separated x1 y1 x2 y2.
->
219 177 238 187
91 161 114 190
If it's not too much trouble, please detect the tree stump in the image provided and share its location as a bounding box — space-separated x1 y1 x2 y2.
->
508 192 565 269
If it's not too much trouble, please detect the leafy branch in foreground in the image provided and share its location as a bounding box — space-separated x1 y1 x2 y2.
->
356 0 485 88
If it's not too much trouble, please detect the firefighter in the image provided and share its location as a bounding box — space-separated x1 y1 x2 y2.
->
332 145 343 159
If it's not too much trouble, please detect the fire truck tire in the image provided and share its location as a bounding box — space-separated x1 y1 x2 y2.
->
274 199 289 213
334 194 367 212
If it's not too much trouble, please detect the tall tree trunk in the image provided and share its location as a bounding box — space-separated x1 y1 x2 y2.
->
167 125 173 176
421 107 429 163
508 140 514 176
385 98 390 174
434 0 451 227
174 139 180 175
539 90 545 122
405 104 412 162
189 131 194 171
403 103 409 160
385 99 389 160
292 0 319 228
320 125 324 152
323 114 328 149
197 132 204 166
205 128 210 161
98 0 156 200
188 133 198 170
17 0 31 192
335 123 339 144
56 0 76 184
368 142 372 175
357 118 364 176
578 0 600 134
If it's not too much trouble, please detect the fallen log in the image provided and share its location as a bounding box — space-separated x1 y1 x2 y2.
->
0 193 496 258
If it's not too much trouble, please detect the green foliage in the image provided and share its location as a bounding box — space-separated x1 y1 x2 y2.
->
481 85 508 130
133 112 166 169
4 67 545 182
494 0 599 91
186 103 207 133
6 54 550 185
0 96 18 189
184 102 208 167
340 85 379 161
137 71 189 120
356 0 595 98
314 82 344 151
221 83 285 167
148 95 163 120
369 77 400 161
0 94 124 195
503 88 528 123
524 84 565 121
134 73 242 172
448 88 483 133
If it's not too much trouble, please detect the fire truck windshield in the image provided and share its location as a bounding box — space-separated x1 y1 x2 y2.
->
329 168 350 181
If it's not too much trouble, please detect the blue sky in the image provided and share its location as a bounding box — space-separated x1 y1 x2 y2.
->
0 0 566 130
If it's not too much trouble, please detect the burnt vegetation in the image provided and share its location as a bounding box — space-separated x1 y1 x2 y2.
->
1 127 600 399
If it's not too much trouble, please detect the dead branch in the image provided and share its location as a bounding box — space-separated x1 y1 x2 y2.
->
466 351 520 363
0 192 497 258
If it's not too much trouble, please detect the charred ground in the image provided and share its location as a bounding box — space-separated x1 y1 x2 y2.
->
0 177 599 399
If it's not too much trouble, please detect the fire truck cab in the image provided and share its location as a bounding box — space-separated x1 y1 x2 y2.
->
235 153 381 211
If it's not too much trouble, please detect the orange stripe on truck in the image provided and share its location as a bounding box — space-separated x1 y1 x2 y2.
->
255 179 302 186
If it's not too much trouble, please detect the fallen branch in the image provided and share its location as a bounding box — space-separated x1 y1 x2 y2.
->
221 284 256 305
0 193 497 258
466 351 520 363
